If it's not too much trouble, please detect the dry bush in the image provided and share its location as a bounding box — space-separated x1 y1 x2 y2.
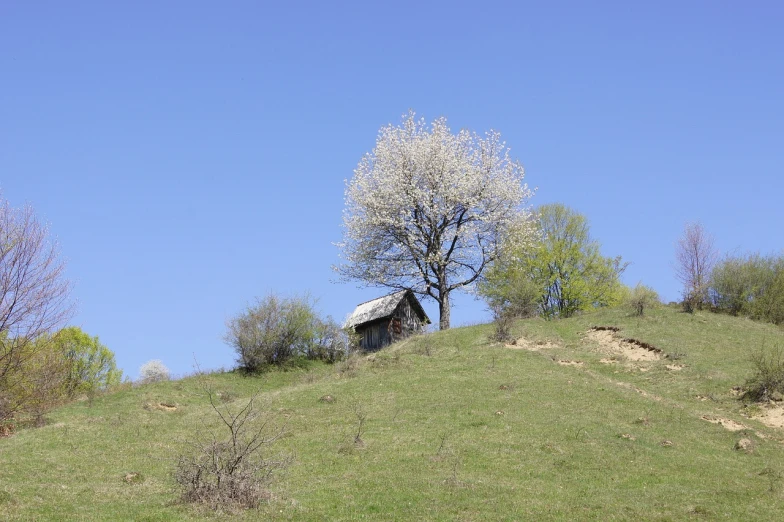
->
174 380 289 512
490 304 516 343
744 345 784 402
335 352 363 378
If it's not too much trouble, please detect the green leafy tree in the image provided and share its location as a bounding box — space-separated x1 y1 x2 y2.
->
53 327 122 403
482 203 626 319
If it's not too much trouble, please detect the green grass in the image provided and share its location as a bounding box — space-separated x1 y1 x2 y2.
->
2 306 784 520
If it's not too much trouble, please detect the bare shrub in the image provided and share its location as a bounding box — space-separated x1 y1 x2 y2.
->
744 345 784 402
139 360 170 383
352 402 367 445
625 284 660 316
335 352 363 378
174 380 289 512
490 304 515 343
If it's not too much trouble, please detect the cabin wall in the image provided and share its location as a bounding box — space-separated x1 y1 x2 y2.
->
354 293 428 351
357 319 391 351
395 298 424 334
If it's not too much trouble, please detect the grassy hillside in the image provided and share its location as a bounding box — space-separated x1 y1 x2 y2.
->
2 306 784 520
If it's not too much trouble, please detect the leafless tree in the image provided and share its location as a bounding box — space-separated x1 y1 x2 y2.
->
0 197 73 420
675 222 717 311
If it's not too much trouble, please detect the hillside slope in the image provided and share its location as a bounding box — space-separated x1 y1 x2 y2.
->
2 306 784 520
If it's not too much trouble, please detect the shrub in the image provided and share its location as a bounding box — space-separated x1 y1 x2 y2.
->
744 345 784 402
174 383 289 512
306 318 352 364
753 269 784 325
479 270 540 341
625 284 660 316
139 360 170 383
710 253 784 325
710 254 767 316
225 294 320 372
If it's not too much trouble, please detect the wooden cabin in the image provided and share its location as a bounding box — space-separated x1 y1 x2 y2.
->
345 290 431 351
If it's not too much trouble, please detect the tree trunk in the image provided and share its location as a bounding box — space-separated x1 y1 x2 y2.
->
438 289 451 330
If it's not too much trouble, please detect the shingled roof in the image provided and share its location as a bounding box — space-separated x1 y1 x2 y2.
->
345 290 430 329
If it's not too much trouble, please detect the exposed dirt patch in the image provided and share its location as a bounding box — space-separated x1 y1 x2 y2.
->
122 472 144 484
506 338 559 351
587 328 663 361
614 381 663 401
0 423 14 437
591 326 621 332
557 360 584 367
753 405 784 429
701 415 747 431
599 358 619 365
144 401 177 412
666 364 686 371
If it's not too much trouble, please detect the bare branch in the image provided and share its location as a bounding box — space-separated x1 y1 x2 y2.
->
0 197 74 420
675 222 717 310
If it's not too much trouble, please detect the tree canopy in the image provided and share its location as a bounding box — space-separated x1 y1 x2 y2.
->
53 326 122 400
336 112 534 329
481 203 626 319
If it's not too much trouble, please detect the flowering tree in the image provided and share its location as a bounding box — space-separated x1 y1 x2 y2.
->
336 112 534 329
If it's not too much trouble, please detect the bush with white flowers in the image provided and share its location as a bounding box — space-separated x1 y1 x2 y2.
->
139 359 170 383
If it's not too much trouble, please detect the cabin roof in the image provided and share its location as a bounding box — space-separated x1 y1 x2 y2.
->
345 290 431 328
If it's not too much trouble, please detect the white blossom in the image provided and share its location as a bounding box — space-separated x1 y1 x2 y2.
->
335 111 535 329
139 359 170 383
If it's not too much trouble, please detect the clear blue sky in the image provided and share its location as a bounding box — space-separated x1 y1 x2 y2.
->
2 1 782 378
